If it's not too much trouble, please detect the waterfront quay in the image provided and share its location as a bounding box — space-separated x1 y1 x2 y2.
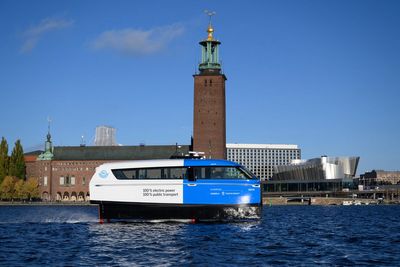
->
263 184 400 205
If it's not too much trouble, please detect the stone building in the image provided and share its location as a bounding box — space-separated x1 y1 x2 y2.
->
360 170 400 186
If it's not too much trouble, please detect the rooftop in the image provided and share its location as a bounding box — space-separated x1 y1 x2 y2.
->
26 145 190 161
226 144 299 150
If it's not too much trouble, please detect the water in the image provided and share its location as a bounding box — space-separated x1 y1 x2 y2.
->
1 205 400 266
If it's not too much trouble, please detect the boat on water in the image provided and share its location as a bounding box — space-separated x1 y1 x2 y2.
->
89 158 262 222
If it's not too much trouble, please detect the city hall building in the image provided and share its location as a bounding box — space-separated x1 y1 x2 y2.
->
25 133 189 201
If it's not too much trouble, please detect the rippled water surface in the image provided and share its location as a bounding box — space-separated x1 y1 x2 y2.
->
1 205 400 266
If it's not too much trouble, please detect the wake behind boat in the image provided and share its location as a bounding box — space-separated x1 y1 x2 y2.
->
89 158 262 222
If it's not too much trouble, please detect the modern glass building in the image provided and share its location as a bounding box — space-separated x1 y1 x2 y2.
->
264 156 360 193
226 144 301 180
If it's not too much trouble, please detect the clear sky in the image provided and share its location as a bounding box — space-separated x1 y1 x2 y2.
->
0 0 399 174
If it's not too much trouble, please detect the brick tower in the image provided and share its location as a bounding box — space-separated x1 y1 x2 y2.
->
193 17 227 159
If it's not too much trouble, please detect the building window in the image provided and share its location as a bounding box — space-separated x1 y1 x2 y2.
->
60 176 76 186
82 177 86 185
44 176 48 186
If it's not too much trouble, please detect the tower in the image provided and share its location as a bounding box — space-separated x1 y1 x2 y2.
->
193 13 227 159
38 117 54 160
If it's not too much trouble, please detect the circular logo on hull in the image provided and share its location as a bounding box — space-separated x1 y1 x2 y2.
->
99 170 108 179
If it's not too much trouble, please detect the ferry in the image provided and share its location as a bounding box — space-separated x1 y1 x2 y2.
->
89 158 262 222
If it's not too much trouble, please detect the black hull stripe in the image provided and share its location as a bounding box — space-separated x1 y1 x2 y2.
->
92 201 262 221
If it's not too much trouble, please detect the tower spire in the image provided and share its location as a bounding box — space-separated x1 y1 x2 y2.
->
204 10 216 41
38 117 54 160
47 116 52 142
199 10 221 74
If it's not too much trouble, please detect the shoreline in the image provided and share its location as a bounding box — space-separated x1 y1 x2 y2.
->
0 197 399 206
0 201 95 206
263 196 400 206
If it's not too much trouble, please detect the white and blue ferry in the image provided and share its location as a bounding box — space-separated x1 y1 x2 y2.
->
89 158 262 222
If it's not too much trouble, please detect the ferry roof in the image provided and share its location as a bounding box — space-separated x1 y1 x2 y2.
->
100 158 240 169
184 159 240 167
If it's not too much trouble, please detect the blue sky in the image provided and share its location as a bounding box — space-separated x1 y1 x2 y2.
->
0 0 399 174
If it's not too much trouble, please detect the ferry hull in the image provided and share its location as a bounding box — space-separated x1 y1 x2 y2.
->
92 201 262 222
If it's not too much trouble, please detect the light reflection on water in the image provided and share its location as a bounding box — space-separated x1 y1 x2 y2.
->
0 205 400 266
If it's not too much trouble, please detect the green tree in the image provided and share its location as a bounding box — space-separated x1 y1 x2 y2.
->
0 137 9 184
8 140 25 180
0 176 16 200
24 177 39 201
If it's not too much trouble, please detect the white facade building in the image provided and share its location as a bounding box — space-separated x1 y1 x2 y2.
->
226 144 301 180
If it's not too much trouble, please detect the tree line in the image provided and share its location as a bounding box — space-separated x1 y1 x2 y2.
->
0 137 39 201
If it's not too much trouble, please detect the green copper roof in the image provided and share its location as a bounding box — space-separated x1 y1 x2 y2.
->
37 130 54 160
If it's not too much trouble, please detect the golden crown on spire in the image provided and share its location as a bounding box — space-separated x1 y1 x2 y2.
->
207 25 214 40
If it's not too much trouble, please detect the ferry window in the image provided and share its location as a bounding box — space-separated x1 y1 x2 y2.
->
189 167 253 179
192 167 209 179
140 168 156 179
112 169 138 179
112 168 186 179
166 168 186 179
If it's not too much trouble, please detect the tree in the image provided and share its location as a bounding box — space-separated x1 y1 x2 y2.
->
0 137 9 184
8 139 25 180
24 177 39 201
14 179 26 200
0 176 16 200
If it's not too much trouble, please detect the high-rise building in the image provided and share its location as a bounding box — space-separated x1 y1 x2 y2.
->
193 18 227 159
227 144 301 180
